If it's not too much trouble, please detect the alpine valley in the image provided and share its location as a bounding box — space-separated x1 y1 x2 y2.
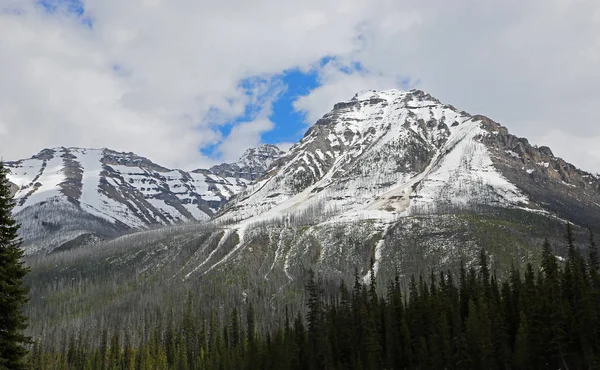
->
8 89 600 348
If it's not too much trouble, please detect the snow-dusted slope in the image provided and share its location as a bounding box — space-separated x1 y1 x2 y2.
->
5 147 260 252
8 89 600 255
218 89 600 228
18 89 600 337
168 90 600 286
206 144 284 181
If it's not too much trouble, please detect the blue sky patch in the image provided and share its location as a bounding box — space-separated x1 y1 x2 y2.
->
38 0 83 15
37 0 93 27
15 4 377 163
201 66 322 158
201 57 385 159
263 67 320 144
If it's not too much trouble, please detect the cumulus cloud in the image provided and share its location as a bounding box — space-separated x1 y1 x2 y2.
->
0 0 374 168
212 77 284 162
293 60 407 124
1 0 600 173
296 0 600 172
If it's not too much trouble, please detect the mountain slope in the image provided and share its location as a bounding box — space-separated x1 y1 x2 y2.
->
218 89 600 228
20 89 600 345
5 147 279 253
8 89 600 255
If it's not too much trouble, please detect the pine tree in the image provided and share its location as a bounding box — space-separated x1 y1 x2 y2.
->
513 311 529 369
109 331 121 369
541 238 558 280
337 280 353 368
291 312 306 370
588 230 599 279
99 328 109 370
587 230 600 365
305 269 329 369
245 302 257 370
230 307 241 349
123 333 134 370
247 302 256 348
66 335 77 368
182 291 196 368
165 310 177 367
0 161 30 370
479 248 491 300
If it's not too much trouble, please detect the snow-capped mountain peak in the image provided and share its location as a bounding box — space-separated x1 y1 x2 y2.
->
217 89 600 230
7 89 600 255
238 144 284 169
207 144 285 181
350 89 405 102
4 145 279 253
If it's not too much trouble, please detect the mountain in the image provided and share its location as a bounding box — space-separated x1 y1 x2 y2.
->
218 89 600 228
202 88 600 284
163 88 600 289
20 89 600 346
9 89 600 255
205 144 285 181
4 146 279 253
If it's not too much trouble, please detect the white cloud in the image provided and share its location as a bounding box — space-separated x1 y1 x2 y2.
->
213 77 284 162
1 0 600 173
293 60 406 124
322 0 600 172
0 0 375 169
292 0 600 172
216 118 275 164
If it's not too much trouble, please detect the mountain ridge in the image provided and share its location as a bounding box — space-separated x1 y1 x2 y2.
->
217 89 600 230
4 144 282 253
17 88 600 347
6 88 600 255
204 144 285 181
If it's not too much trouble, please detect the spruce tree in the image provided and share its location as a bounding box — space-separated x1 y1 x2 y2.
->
0 161 30 370
588 230 599 277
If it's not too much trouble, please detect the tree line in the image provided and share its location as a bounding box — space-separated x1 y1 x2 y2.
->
25 224 600 370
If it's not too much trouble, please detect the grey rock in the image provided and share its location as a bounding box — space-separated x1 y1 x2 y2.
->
8 181 18 197
206 144 285 181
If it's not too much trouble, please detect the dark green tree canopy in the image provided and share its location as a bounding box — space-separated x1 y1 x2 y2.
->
0 161 30 370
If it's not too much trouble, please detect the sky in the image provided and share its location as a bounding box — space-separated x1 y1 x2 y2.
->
1 0 600 173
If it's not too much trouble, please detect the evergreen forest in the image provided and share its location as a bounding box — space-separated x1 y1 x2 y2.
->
26 225 600 370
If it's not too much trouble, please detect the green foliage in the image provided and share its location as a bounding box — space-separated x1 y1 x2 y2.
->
232 232 240 247
0 162 30 369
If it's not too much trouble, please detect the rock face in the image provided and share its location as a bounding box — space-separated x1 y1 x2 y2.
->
218 89 600 229
8 181 18 197
477 116 600 227
207 144 285 181
4 146 280 253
